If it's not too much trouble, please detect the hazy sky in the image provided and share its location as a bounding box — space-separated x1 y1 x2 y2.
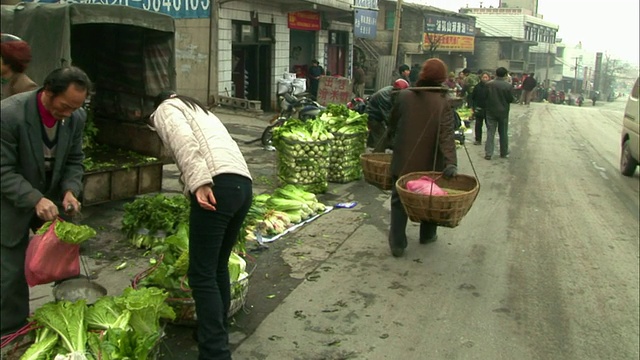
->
409 0 640 65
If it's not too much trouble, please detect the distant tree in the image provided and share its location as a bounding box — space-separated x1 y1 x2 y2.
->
423 32 445 58
601 55 631 99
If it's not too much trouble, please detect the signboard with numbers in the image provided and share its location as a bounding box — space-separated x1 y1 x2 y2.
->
317 76 352 106
24 0 210 19
354 0 377 9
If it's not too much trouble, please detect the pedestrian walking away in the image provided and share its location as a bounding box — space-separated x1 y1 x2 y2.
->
1 33 37 100
471 71 490 145
1 66 90 336
521 73 537 106
352 64 366 98
149 91 253 360
484 67 516 160
387 59 458 258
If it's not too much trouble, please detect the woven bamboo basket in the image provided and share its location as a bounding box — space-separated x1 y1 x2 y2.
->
395 171 479 228
360 153 393 190
132 254 256 327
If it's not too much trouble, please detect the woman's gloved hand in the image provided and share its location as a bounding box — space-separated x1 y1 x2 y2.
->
442 164 458 179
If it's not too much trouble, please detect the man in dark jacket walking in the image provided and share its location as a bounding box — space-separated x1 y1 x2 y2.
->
484 67 515 160
471 71 490 145
521 73 537 105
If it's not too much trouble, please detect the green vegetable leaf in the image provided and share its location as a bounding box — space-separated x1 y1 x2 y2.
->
31 300 87 354
114 287 176 336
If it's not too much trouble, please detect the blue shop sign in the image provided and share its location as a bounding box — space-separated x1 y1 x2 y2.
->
354 9 377 39
24 0 211 19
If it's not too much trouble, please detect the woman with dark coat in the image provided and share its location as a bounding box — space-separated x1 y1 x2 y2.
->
387 58 458 257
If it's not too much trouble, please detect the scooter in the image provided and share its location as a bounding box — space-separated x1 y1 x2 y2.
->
261 91 324 146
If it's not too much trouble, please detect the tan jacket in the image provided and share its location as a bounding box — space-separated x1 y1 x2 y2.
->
1 73 38 100
150 98 252 195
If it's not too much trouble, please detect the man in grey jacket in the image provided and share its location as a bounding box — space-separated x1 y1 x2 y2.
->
1 66 90 336
484 67 515 160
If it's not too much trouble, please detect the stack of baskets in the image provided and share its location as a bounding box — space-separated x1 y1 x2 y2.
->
395 171 479 228
328 131 367 183
360 153 393 190
275 138 330 194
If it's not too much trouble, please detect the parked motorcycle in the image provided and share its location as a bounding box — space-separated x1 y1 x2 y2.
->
576 95 584 107
261 91 324 146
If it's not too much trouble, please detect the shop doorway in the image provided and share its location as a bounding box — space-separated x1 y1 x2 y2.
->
232 45 272 111
231 21 274 111
326 31 348 77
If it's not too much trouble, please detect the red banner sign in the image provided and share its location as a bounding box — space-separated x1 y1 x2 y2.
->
288 11 321 31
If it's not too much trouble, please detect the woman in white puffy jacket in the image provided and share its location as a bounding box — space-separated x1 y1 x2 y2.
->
150 91 253 360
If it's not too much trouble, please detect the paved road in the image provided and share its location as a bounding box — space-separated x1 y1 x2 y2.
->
229 100 639 360
25 100 639 360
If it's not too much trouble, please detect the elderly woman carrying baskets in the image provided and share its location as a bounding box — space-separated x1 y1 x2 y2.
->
387 58 459 257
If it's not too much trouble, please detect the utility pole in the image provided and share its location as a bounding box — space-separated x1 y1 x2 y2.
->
545 42 551 88
391 0 403 65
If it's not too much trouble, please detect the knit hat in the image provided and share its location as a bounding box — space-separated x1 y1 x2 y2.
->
398 64 410 73
1 34 32 73
393 78 410 89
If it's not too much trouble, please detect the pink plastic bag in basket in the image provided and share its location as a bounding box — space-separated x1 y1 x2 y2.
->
406 176 448 196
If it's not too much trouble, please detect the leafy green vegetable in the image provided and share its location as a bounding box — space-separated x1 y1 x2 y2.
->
86 296 131 331
31 300 88 357
121 194 190 249
114 287 175 336
35 221 97 245
228 252 247 284
20 327 59 360
87 327 160 360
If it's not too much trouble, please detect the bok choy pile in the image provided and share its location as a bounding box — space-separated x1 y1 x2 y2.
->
21 287 175 360
319 104 369 183
273 118 332 194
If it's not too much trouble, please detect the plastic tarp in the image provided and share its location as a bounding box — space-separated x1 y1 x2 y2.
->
0 2 175 93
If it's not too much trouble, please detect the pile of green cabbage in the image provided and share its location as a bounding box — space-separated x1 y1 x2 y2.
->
273 118 332 194
318 104 368 183
20 287 175 360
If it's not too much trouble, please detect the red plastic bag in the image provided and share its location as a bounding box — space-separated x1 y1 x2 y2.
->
24 219 80 287
406 176 449 196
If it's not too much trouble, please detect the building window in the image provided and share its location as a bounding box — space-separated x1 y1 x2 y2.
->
385 9 400 30
232 21 273 44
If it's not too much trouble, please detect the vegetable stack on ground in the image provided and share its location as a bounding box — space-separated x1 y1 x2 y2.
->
20 287 174 360
319 104 368 183
134 223 251 322
272 118 332 193
121 194 190 249
241 185 327 244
